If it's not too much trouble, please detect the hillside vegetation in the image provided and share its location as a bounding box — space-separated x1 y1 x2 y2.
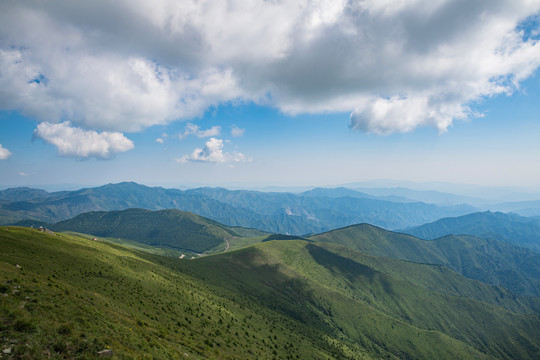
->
51 208 266 254
2 227 540 359
0 227 350 359
187 240 540 359
310 223 540 297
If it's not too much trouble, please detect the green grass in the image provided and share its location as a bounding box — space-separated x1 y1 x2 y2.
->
185 240 540 359
2 226 540 359
0 227 373 359
61 231 193 258
313 241 540 314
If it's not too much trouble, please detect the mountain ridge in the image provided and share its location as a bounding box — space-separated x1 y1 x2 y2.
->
51 208 267 254
403 211 540 251
0 182 478 235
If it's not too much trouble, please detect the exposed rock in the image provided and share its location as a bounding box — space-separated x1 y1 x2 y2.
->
98 349 113 356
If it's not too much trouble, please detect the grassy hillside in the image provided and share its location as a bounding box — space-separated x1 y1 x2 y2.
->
185 240 540 359
0 227 354 359
403 211 540 251
313 241 540 314
310 223 540 297
51 208 266 254
4 227 540 358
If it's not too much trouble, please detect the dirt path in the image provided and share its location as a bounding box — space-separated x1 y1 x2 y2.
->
224 238 230 252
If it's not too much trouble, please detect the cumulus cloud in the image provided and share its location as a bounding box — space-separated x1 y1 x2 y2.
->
0 144 12 160
33 122 134 159
1 1 540 135
179 123 221 139
349 94 472 135
176 137 251 163
155 137 164 144
231 125 245 137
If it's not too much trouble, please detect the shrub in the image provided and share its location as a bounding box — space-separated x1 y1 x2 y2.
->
57 323 73 335
14 319 36 333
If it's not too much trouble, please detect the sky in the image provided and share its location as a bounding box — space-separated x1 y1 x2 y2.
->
1 0 540 192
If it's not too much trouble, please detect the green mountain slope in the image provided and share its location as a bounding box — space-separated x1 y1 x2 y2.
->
310 223 540 297
0 227 357 359
403 211 540 251
314 241 540 314
51 208 267 253
4 227 540 359
185 240 540 359
47 208 540 298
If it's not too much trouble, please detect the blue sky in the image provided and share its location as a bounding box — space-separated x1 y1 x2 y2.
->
1 1 540 191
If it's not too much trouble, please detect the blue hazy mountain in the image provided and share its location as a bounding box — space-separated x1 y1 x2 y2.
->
1 182 478 235
403 211 540 251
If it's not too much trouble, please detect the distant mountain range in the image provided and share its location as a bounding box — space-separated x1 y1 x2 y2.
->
352 186 485 206
0 182 478 235
490 200 540 217
403 211 540 251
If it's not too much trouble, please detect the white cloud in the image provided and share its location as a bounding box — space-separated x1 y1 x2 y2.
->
231 125 245 137
155 137 164 144
1 1 540 135
349 94 471 135
179 123 221 139
0 144 12 160
18 172 28 176
176 137 251 163
33 122 134 159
